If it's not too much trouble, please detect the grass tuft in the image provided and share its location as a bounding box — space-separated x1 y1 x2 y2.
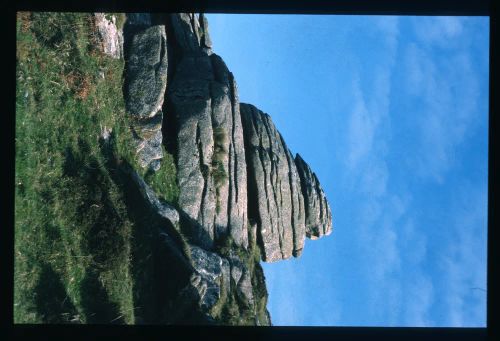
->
15 12 267 326
14 12 178 324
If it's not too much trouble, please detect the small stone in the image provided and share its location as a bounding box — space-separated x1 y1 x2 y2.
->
94 13 123 59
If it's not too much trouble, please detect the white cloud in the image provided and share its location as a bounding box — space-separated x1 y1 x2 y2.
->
341 16 485 327
375 16 400 64
401 219 428 265
343 18 415 325
439 184 488 327
413 16 464 47
359 161 388 197
404 274 434 326
346 18 399 173
346 76 375 170
403 32 482 183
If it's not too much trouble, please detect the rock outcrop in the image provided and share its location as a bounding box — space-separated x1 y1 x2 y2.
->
295 154 333 239
122 161 269 325
123 13 168 171
120 12 333 325
240 103 306 262
166 13 248 251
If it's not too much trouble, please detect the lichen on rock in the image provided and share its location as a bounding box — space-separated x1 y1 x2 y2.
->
118 12 333 325
123 13 168 171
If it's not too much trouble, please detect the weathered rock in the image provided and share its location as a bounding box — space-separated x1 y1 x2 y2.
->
124 22 168 118
115 11 332 326
93 13 123 59
189 245 230 311
126 164 180 226
170 67 216 249
123 13 168 171
240 103 305 262
167 13 248 250
199 13 213 54
295 153 333 238
132 110 163 140
164 13 332 260
134 126 163 171
170 13 202 53
211 55 248 249
227 252 254 308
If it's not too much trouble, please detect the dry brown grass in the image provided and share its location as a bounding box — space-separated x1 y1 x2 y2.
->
87 15 104 58
17 12 32 33
64 71 93 100
16 12 32 62
16 40 29 61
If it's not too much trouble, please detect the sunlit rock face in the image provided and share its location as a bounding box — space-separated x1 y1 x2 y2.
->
94 13 124 59
166 13 249 251
119 12 333 325
295 154 333 239
240 103 332 262
123 13 168 171
240 103 305 262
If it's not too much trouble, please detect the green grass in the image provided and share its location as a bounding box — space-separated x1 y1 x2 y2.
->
143 149 179 204
14 12 179 324
15 11 268 326
211 233 269 325
212 126 228 213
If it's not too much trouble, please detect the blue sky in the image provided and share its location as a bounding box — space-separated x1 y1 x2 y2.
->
206 14 489 327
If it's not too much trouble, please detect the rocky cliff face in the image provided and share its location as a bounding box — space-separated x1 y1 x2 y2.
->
116 12 333 325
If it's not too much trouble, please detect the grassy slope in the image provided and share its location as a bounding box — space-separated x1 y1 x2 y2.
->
15 12 269 326
15 12 179 324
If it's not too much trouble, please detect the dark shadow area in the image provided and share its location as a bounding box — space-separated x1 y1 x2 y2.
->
116 164 196 324
99 135 166 324
60 139 129 324
30 12 65 49
240 107 265 261
34 264 79 324
118 176 167 324
63 140 128 268
99 135 195 324
162 95 179 159
164 14 184 92
79 268 124 324
162 14 183 160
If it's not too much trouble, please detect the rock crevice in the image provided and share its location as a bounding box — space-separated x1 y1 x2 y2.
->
120 12 333 325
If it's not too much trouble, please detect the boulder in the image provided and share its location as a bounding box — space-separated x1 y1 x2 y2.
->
189 245 230 311
123 13 168 171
